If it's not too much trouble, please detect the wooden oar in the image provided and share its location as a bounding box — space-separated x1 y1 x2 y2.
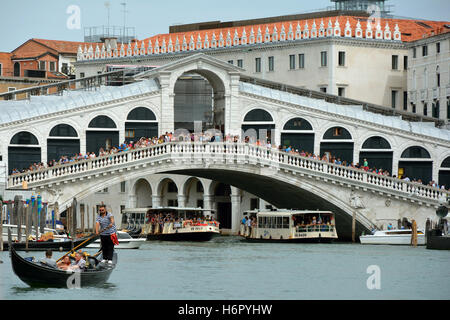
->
56 230 103 263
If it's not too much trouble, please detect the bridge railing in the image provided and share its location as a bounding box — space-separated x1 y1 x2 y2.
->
7 142 449 203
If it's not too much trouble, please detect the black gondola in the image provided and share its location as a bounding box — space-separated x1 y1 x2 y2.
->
8 230 117 288
2 234 99 251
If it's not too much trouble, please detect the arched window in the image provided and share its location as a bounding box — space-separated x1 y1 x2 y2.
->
321 127 353 163
125 107 158 142
281 118 314 153
86 116 119 153
10 131 39 145
242 109 275 142
401 146 431 158
360 137 393 173
243 109 273 122
399 146 432 183
283 118 313 131
323 127 352 140
48 124 80 162
88 115 117 128
439 156 450 189
49 124 78 137
362 136 391 149
127 107 156 121
8 132 41 174
441 157 450 168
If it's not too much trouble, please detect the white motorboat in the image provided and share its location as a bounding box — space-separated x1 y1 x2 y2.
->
359 229 425 245
86 231 146 249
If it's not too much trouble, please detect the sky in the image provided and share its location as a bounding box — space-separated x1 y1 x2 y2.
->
1 0 449 52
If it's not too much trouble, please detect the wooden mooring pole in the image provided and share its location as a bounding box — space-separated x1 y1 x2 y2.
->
32 196 38 243
25 199 32 251
352 211 356 243
92 206 96 234
411 219 418 247
0 200 3 252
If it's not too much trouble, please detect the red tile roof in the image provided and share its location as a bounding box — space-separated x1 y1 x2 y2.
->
138 15 450 48
32 38 91 54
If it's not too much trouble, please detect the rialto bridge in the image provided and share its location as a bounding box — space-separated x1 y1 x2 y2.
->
1 54 449 239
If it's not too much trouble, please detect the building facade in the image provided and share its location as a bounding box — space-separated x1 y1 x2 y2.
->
1 54 449 235
75 14 449 123
407 30 450 125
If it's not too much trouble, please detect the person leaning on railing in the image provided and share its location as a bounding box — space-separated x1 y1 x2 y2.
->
8 136 450 191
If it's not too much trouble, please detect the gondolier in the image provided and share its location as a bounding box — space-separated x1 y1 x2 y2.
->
95 204 117 264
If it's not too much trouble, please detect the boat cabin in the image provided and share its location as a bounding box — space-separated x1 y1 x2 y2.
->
121 207 220 241
245 210 338 243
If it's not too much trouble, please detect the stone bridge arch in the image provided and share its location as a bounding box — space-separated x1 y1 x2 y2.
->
37 161 376 240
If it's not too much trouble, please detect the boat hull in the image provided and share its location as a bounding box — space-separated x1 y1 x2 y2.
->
359 234 426 245
147 231 219 242
2 235 99 251
426 230 450 250
243 237 335 243
87 239 146 249
9 245 116 288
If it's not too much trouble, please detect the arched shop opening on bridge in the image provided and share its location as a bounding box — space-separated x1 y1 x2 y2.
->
241 109 275 142
47 124 80 163
174 72 225 133
158 178 179 207
134 178 153 208
438 157 450 188
8 131 41 173
280 117 314 153
359 136 393 174
86 115 119 153
125 107 158 143
398 146 432 183
183 177 205 208
213 182 232 230
320 126 354 164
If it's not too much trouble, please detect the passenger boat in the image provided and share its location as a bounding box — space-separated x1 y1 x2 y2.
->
122 207 220 242
242 210 338 243
86 230 146 249
359 229 426 245
8 230 117 288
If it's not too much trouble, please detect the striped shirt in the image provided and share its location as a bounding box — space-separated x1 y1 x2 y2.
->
96 212 117 235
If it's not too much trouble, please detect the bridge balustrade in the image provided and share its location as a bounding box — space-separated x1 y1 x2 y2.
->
7 142 449 203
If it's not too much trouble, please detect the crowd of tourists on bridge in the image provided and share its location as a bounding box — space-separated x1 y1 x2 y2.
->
10 132 448 191
143 211 219 234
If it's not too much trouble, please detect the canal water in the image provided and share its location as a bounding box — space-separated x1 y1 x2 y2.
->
1 236 449 300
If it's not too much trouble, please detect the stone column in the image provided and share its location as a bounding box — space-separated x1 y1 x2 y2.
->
152 195 162 209
177 194 187 208
203 194 214 218
79 133 86 155
127 194 137 209
230 187 241 235
392 150 400 178
159 72 175 134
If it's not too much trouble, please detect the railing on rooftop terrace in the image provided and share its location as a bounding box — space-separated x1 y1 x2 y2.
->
239 75 445 127
0 70 135 101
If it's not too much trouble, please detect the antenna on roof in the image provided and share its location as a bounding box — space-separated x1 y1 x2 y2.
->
121 2 128 44
104 1 111 30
